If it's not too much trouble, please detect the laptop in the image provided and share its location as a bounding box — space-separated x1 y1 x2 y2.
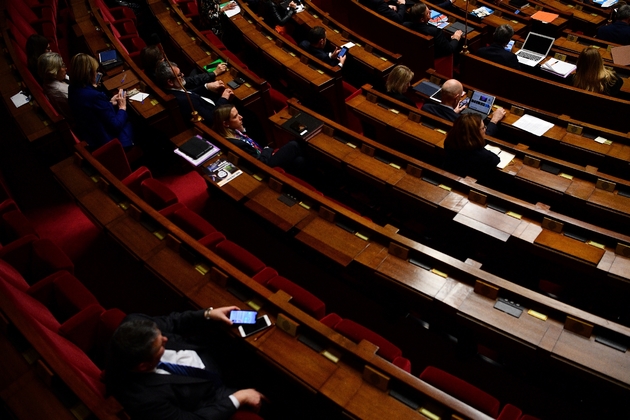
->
514 32 555 67
98 49 123 70
462 91 496 118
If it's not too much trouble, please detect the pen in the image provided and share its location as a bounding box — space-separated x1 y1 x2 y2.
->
121 73 126 84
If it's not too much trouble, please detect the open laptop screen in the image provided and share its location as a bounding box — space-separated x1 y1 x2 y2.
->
521 32 554 55
99 50 117 63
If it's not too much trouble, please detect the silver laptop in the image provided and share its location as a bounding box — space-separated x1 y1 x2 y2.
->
462 91 495 118
515 32 555 67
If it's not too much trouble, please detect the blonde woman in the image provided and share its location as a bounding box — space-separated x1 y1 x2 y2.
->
384 65 417 108
572 47 622 97
68 53 133 148
37 52 71 118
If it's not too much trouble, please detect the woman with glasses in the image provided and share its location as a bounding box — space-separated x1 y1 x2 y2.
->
37 52 71 118
443 113 499 180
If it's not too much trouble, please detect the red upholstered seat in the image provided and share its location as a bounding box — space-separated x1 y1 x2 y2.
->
419 366 501 418
214 240 266 276
172 207 217 239
95 0 137 24
334 319 404 365
497 404 523 420
28 271 99 323
0 277 61 331
0 237 74 284
1 209 39 244
266 276 326 319
0 259 31 291
141 178 179 210
199 231 227 249
320 312 342 327
202 30 227 50
435 55 454 79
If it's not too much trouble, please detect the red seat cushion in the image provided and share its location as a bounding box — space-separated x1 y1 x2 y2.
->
141 178 178 210
172 207 217 239
266 276 326 319
334 319 403 363
419 366 500 418
215 240 265 276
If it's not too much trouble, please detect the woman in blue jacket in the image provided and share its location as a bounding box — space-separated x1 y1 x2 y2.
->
68 53 133 148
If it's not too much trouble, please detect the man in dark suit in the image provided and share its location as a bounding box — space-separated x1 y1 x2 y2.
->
298 26 347 67
597 4 630 45
362 0 407 24
403 2 463 58
422 79 505 136
106 308 265 420
155 61 232 127
477 24 521 70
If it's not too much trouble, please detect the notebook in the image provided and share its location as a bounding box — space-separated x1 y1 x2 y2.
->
179 135 214 160
515 32 555 67
443 21 474 35
462 90 496 118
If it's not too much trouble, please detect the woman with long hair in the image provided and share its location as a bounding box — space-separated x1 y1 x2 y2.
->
212 105 305 174
68 53 133 148
443 113 499 179
572 47 621 96
384 65 417 108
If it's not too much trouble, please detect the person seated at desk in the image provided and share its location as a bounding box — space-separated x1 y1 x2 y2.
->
37 52 71 119
105 308 266 420
597 3 630 45
383 65 418 108
26 34 51 84
362 0 407 24
212 104 307 175
298 26 347 67
572 47 622 97
140 45 228 91
443 113 499 179
68 53 133 149
477 24 520 70
155 61 233 127
403 3 463 58
421 79 505 136
263 0 298 29
199 0 238 36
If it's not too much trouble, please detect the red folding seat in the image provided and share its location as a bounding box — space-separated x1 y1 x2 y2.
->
0 258 33 292
198 231 227 249
333 318 411 372
419 366 501 418
140 178 179 210
266 275 326 319
214 240 269 277
98 6 138 36
91 138 151 195
7 21 31 53
497 404 523 420
95 0 137 24
268 86 288 114
0 237 74 284
0 274 62 330
1 209 39 244
171 207 217 239
7 2 57 48
202 30 227 50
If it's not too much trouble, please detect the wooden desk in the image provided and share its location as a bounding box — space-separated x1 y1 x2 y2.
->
448 0 527 34
296 1 401 83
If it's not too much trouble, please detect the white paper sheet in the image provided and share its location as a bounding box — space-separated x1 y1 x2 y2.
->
512 114 554 137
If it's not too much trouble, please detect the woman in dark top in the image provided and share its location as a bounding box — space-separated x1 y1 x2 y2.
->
198 0 237 36
572 47 622 97
212 105 305 174
384 65 418 108
443 113 499 179
263 0 297 27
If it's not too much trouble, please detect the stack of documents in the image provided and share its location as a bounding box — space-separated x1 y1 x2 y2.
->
541 58 576 78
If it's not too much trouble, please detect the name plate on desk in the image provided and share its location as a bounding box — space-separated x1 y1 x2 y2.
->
469 190 487 206
542 217 563 233
616 243 630 258
565 316 593 338
595 178 616 192
388 242 409 260
276 313 299 337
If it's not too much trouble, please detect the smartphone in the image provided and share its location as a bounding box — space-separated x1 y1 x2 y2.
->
337 46 348 58
229 310 257 324
95 72 103 84
227 80 241 89
238 315 272 337
122 90 126 98
459 97 470 108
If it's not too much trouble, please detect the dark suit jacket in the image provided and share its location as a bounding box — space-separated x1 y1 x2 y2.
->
403 21 461 58
422 102 499 136
170 87 230 127
597 21 630 45
108 311 238 420
227 136 274 160
298 40 339 66
263 0 295 26
385 90 418 108
477 43 521 70
362 0 406 23
443 147 500 180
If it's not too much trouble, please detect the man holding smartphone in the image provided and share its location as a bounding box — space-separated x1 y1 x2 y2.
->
106 308 266 420
298 26 347 67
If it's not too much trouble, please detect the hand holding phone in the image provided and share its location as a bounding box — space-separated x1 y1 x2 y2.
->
238 315 272 337
229 310 257 324
337 46 348 58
